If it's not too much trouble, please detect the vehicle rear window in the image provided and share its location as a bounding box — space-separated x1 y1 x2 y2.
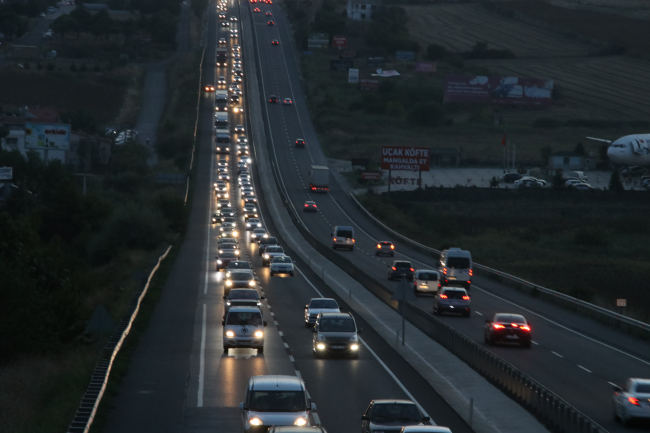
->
229 290 259 300
418 272 437 280
636 384 650 393
443 290 466 299
310 299 338 309
395 262 412 269
220 253 238 258
249 391 306 412
319 318 355 332
226 311 262 326
336 230 353 238
370 403 421 423
495 314 526 324
267 247 283 253
447 257 470 269
273 256 291 263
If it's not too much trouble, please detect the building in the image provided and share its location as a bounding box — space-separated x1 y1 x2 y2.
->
431 147 460 167
548 151 597 171
347 0 379 20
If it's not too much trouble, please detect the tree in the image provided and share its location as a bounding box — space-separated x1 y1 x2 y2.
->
407 101 444 127
0 125 9 141
540 145 552 165
425 43 447 61
50 14 78 39
552 169 565 189
574 141 586 156
90 9 114 39
70 6 92 38
609 169 624 192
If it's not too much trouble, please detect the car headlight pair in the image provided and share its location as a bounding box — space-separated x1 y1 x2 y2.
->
226 330 235 337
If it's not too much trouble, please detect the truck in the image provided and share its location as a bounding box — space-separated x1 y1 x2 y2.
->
215 90 228 111
309 165 329 192
215 128 230 154
216 49 228 67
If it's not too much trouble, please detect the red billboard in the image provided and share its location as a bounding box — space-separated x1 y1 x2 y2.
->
444 75 554 106
332 35 348 48
360 78 379 90
381 146 430 172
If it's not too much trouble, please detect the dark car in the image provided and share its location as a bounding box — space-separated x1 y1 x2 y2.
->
433 287 470 317
216 251 239 270
258 236 278 256
271 39 279 45
295 138 305 148
223 288 264 313
267 20 275 25
375 241 394 257
361 400 429 433
503 173 523 183
269 95 278 103
220 205 236 217
484 313 532 348
312 312 361 359
387 260 414 281
303 201 317 212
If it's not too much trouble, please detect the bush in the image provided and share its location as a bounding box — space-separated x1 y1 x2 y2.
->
407 101 445 127
156 192 185 232
534 118 562 128
426 43 447 61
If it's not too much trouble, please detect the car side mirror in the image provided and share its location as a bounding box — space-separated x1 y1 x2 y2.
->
223 295 227 299
305 305 309 309
613 385 623 392
361 415 369 421
422 416 430 422
239 402 245 410
261 295 266 300
311 402 317 411
222 320 225 326
263 321 267 327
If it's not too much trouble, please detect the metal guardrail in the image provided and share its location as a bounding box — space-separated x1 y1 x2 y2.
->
67 245 172 433
349 192 650 338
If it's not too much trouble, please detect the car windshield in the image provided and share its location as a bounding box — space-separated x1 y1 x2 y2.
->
447 257 470 269
494 314 526 324
230 272 253 281
261 237 278 245
418 273 437 280
336 230 353 238
229 290 259 300
443 290 466 299
248 391 307 412
220 253 238 258
226 311 263 326
273 256 291 263
310 299 338 309
267 247 283 253
319 318 355 332
370 404 421 423
228 262 251 269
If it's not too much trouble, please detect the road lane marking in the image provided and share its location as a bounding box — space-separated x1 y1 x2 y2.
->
552 351 563 358
578 365 591 373
198 303 207 407
475 311 483 316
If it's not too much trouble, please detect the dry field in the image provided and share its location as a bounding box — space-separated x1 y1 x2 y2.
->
549 0 650 20
405 3 592 58
474 55 650 121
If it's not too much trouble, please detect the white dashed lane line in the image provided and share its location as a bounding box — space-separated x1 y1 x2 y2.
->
578 365 592 373
551 351 563 358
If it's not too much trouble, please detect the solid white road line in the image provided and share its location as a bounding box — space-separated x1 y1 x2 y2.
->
578 365 592 373
552 351 563 358
198 303 207 407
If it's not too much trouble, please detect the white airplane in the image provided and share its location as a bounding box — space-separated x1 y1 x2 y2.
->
587 134 650 167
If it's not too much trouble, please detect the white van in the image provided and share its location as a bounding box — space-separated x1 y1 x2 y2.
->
240 375 317 432
331 226 355 251
222 306 266 353
438 247 472 290
413 269 440 295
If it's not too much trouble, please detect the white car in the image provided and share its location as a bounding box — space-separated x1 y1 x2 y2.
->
613 378 650 426
246 218 262 230
572 183 595 190
565 179 586 187
262 245 284 266
270 255 294 276
251 228 268 241
234 124 245 133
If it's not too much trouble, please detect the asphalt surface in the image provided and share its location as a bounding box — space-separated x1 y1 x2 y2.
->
244 1 650 432
100 1 475 432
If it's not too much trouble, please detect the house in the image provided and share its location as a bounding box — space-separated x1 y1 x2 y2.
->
347 0 379 20
548 151 597 171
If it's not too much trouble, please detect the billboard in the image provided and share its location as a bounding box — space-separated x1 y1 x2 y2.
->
381 146 430 172
348 68 359 83
330 59 353 71
444 76 554 106
367 56 385 67
360 78 379 90
339 50 357 59
25 123 71 150
307 32 329 48
332 35 348 48
361 171 382 180
395 51 415 60
0 166 13 180
415 62 436 72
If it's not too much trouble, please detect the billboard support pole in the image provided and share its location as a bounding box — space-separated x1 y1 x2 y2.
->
512 143 516 172
418 170 422 189
388 169 391 195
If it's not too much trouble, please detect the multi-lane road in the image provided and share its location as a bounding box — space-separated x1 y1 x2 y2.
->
100 1 650 432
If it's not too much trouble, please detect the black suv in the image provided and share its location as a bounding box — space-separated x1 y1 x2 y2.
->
312 312 361 359
387 260 414 281
258 236 278 256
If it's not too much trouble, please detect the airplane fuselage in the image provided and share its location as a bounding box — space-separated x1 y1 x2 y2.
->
606 134 650 167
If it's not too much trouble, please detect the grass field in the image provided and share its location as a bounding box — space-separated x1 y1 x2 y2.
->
549 0 650 20
404 3 592 58
358 189 650 321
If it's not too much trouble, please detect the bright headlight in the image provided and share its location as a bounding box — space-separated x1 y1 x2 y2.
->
226 330 235 337
249 417 262 426
316 343 326 350
264 254 269 259
294 418 307 426
254 331 263 338
217 260 222 264
351 344 359 350
232 231 238 236
226 301 231 305
251 234 257 238
226 280 232 286
249 280 255 286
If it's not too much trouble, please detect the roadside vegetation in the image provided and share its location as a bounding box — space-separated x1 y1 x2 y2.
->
0 0 206 431
280 0 648 167
359 188 650 321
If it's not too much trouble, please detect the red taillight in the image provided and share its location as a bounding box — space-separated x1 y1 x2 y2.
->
410 268 414 272
352 239 355 243
390 245 394 249
377 244 381 249
511 323 519 328
443 268 447 274
392 267 396 271
462 295 470 300
628 397 640 406
493 324 505 329
304 204 308 207
439 294 448 299
520 325 531 331
469 269 473 277
333 238 337 242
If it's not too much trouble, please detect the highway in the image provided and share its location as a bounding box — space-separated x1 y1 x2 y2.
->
243 1 650 432
102 1 474 432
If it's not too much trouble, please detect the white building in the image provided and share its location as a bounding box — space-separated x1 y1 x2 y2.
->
347 0 379 20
